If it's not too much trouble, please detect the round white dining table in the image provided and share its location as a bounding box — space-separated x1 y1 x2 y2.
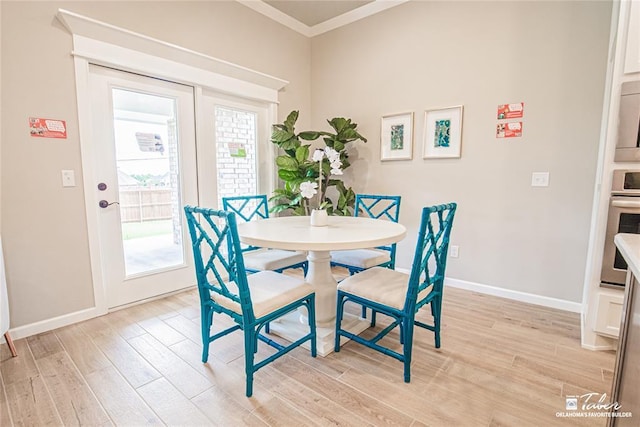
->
236 215 406 356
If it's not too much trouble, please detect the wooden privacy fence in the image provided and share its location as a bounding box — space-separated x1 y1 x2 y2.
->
119 188 173 222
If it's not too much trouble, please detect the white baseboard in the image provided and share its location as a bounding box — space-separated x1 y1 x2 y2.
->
445 277 583 313
4 306 105 341
2 285 198 343
580 342 617 351
395 268 582 313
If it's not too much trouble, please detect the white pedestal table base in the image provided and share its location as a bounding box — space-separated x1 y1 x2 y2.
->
269 249 370 356
268 312 370 357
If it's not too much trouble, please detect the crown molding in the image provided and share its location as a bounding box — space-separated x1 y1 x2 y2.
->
236 0 410 38
236 0 313 37
310 0 410 37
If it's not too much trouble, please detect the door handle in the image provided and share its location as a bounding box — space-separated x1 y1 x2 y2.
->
99 200 120 208
611 199 640 208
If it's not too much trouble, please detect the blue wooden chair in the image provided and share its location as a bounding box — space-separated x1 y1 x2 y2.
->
331 194 401 275
334 203 457 383
184 205 317 397
331 194 401 318
222 195 308 275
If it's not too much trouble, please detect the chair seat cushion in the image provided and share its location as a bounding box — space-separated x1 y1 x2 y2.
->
331 249 391 269
213 271 313 318
337 267 429 310
243 248 307 271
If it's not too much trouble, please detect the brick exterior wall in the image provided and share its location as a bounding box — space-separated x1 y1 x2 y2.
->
215 106 258 208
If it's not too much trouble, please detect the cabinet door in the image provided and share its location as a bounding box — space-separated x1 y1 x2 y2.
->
595 291 624 338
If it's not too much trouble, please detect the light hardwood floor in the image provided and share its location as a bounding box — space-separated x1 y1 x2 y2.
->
0 270 615 426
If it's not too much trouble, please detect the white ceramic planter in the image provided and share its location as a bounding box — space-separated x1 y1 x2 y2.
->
310 209 328 227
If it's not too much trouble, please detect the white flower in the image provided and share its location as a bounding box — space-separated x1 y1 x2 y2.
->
312 149 324 162
331 167 343 175
324 147 340 163
300 181 318 199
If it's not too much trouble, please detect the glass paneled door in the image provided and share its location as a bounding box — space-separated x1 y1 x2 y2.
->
90 65 198 308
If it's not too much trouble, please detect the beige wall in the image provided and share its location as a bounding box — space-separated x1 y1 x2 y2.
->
0 1 310 327
310 1 611 302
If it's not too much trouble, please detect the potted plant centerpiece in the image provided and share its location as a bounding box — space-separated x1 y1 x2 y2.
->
269 111 367 221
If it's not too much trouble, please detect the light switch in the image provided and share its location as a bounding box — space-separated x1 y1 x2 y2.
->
531 172 549 187
61 170 76 187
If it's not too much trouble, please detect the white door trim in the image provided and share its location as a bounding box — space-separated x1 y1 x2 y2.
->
66 11 283 316
56 9 288 99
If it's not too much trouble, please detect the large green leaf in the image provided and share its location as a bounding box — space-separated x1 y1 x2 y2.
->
276 155 299 171
328 117 349 133
295 145 310 163
271 129 295 144
280 138 301 151
271 204 293 214
278 169 299 181
284 111 299 132
299 131 321 141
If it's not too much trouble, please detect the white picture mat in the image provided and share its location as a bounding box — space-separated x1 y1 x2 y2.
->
423 106 463 159
381 112 413 161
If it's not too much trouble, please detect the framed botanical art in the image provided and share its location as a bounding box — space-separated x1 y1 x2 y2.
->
381 112 414 161
423 105 464 159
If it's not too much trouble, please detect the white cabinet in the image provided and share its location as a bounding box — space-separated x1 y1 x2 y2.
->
594 289 624 338
624 0 640 74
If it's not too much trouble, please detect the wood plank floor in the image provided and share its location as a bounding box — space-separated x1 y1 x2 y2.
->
0 269 615 426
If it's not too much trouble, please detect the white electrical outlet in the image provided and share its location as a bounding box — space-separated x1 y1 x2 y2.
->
450 245 459 258
531 172 550 187
61 170 76 187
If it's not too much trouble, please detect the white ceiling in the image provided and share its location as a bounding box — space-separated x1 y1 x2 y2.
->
237 0 409 37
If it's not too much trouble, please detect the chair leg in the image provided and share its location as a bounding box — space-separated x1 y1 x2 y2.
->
370 309 377 327
334 295 345 352
307 297 317 357
361 305 367 319
403 319 415 383
4 332 17 357
244 330 255 397
201 305 213 363
265 322 270 334
433 298 442 349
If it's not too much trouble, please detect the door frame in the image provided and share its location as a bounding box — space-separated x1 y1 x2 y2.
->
65 10 285 314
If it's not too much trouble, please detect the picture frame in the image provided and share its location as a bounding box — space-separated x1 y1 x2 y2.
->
423 105 464 159
380 112 414 161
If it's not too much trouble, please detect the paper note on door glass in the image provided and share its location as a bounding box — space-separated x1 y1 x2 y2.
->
497 103 524 119
29 117 67 139
229 143 247 158
135 133 165 153
496 122 523 138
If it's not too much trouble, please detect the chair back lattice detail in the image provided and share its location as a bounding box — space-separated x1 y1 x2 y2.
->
184 206 255 322
221 195 308 275
222 195 269 254
406 203 457 312
222 195 269 223
354 194 401 222
356 194 401 265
